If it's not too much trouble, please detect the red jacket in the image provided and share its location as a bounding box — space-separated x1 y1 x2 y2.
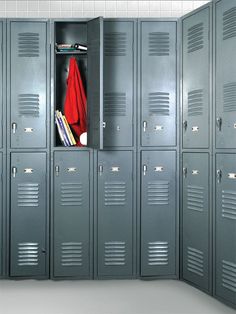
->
64 57 87 146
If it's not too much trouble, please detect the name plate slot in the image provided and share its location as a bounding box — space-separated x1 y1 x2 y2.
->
192 126 199 132
111 167 120 172
24 128 34 133
67 167 77 172
192 170 199 175
154 166 164 172
24 168 33 174
228 173 236 179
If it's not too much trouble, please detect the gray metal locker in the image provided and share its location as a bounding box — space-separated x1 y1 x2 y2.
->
103 20 134 147
140 21 177 147
182 7 210 149
53 151 91 278
10 153 47 277
215 154 236 305
215 0 236 149
182 153 210 291
9 21 48 148
0 153 2 275
141 151 176 277
87 17 104 150
97 151 133 277
0 21 3 149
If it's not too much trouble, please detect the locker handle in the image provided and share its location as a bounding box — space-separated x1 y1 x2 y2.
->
217 169 222 183
216 117 222 131
143 165 147 176
143 121 147 132
12 167 17 178
183 167 187 178
55 165 59 176
12 122 17 134
183 121 187 131
99 165 103 176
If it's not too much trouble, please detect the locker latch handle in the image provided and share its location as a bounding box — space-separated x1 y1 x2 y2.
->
183 120 187 131
143 121 147 132
12 167 17 178
99 165 103 176
55 165 59 176
143 165 147 176
12 122 17 134
216 117 222 131
217 169 222 183
183 167 187 178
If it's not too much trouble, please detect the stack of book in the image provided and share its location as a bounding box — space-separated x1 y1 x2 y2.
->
56 43 87 53
55 110 76 146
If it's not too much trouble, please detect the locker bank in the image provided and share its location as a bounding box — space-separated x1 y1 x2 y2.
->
0 0 235 310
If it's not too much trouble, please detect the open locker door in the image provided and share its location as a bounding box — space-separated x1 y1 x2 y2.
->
87 17 104 150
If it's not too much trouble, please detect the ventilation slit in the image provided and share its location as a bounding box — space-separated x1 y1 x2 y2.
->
222 260 236 292
222 190 236 220
187 23 204 53
104 32 127 56
223 83 236 112
187 185 204 212
104 242 126 266
61 242 83 266
148 32 170 56
147 181 169 205
104 182 126 206
223 7 236 40
18 94 40 117
188 89 204 116
17 183 39 207
104 92 126 116
148 92 170 116
148 242 169 266
18 243 39 266
18 32 40 57
60 183 83 206
187 247 204 276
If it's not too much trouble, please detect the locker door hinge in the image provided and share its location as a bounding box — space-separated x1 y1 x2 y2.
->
55 165 59 176
183 167 187 178
216 117 222 131
12 167 17 178
216 169 222 183
143 164 147 176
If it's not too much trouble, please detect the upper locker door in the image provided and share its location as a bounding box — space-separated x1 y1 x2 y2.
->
215 154 236 305
10 153 47 277
9 21 48 148
216 1 236 149
182 7 210 149
0 21 3 149
141 21 176 147
53 152 91 278
87 17 104 150
103 21 134 147
0 153 2 276
141 151 176 277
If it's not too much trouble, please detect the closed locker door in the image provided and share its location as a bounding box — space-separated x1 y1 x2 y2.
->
10 21 47 148
53 152 90 278
103 21 134 147
141 21 176 147
10 153 47 277
182 7 210 149
0 153 2 275
141 151 176 276
216 154 236 305
182 153 210 291
97 151 133 276
0 21 3 149
216 0 236 149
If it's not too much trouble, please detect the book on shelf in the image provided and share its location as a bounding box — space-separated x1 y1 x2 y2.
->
55 110 76 147
55 43 87 52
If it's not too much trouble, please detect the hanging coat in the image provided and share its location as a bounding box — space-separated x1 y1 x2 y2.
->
64 57 87 146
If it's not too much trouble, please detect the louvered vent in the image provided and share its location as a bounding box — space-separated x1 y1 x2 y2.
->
148 32 170 56
223 83 236 112
60 183 83 206
61 242 82 267
223 7 236 40
148 242 169 266
187 247 204 277
147 181 169 206
104 182 126 206
18 32 40 57
18 94 40 117
222 190 236 220
17 183 39 207
104 32 127 56
222 260 236 293
148 92 170 116
188 89 203 116
104 92 126 116
187 23 204 53
18 243 39 266
187 185 204 212
104 241 126 266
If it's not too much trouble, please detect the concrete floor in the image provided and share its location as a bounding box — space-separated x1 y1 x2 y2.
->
0 279 234 314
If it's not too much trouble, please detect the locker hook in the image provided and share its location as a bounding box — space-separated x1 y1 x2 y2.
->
12 167 17 178
143 165 147 176
216 117 222 131
216 169 222 184
183 167 187 178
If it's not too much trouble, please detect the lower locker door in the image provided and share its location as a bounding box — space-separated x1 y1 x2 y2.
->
0 153 2 275
10 153 47 277
141 151 176 277
97 151 133 277
53 152 90 277
182 153 210 291
216 154 236 306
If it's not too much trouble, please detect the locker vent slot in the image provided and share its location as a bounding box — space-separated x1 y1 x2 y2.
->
187 23 204 53
222 190 236 220
104 92 126 116
188 89 203 116
148 242 169 266
18 32 40 57
104 242 126 266
187 185 204 212
104 182 126 206
187 247 204 277
18 243 39 266
148 92 170 116
17 183 39 207
60 183 83 206
18 94 40 117
61 242 82 267
222 260 236 293
104 32 127 56
223 7 236 40
147 181 169 205
223 83 236 112
148 32 170 56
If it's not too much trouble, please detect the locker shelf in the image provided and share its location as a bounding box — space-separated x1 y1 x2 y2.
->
55 50 87 56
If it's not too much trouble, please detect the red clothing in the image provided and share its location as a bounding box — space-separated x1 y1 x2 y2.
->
64 57 87 146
